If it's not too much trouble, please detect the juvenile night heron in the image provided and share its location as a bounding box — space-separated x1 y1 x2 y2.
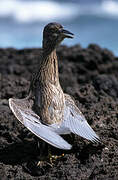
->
9 22 99 152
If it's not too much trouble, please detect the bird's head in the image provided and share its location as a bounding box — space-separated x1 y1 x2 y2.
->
43 22 74 52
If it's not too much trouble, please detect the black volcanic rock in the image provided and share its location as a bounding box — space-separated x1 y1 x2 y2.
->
0 44 118 179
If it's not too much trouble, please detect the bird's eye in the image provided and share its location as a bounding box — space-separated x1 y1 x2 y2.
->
50 28 58 33
51 29 55 33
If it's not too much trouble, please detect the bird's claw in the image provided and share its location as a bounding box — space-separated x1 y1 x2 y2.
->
37 160 53 167
37 153 65 167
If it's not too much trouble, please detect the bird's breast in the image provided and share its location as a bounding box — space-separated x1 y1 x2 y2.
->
35 82 65 125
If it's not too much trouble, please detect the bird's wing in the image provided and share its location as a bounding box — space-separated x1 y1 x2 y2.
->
9 98 72 150
62 94 100 142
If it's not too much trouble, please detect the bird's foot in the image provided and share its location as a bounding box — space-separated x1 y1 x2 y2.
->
37 159 53 167
36 141 65 167
48 145 65 165
49 153 65 163
37 153 65 167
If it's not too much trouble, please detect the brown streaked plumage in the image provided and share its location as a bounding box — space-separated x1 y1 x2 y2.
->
9 22 100 150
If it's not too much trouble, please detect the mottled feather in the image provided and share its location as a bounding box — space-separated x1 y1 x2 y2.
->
9 22 100 150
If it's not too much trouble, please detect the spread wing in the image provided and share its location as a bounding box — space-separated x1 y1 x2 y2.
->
63 94 100 142
9 98 72 150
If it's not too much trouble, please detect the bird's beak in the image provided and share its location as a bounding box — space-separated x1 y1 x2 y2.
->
60 29 74 38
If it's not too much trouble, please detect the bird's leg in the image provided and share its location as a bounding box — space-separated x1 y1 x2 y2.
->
37 141 65 167
47 145 65 166
37 142 54 167
70 133 75 143
37 141 50 167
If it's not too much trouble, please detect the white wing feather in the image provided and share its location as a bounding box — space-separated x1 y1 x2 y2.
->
9 98 72 150
62 96 100 142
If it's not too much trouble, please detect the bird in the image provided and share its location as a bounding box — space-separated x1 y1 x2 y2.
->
9 22 100 151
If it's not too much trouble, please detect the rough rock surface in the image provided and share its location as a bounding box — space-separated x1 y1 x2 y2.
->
0 44 118 180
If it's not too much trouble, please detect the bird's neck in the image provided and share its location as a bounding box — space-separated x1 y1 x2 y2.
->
40 49 59 85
